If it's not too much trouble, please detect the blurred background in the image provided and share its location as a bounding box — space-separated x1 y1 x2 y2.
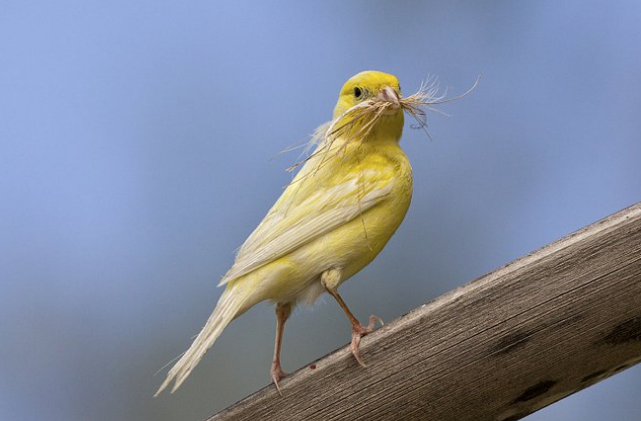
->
1 1 640 420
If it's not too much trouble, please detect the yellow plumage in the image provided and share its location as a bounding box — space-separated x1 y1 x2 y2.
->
156 70 414 395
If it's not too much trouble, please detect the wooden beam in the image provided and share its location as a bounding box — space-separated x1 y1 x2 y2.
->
208 202 641 421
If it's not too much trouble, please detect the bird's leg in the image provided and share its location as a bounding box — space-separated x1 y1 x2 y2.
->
322 269 383 367
271 302 292 396
327 288 382 367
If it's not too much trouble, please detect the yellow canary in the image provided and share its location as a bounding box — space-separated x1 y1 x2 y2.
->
156 70 416 396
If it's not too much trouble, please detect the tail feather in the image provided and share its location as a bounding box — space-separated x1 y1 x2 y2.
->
155 283 251 395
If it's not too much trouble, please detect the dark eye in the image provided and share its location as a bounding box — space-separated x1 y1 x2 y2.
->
354 87 363 98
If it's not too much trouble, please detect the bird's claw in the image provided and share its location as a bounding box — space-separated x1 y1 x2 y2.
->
350 314 383 367
270 362 287 396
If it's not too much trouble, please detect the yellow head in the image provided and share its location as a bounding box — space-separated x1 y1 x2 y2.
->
332 71 404 142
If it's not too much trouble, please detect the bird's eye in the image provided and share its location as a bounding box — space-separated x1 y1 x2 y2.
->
354 87 363 98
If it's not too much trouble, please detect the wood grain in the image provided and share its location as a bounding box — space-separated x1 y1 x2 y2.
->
208 202 641 421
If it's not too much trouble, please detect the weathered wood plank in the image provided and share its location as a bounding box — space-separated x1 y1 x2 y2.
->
208 202 641 421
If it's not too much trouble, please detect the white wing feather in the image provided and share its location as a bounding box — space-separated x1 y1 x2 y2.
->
218 172 393 286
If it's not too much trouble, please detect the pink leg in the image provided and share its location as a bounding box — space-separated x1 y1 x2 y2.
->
270 302 292 396
326 288 383 367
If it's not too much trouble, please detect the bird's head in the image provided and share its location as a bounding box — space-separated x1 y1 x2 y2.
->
331 71 405 142
334 71 403 117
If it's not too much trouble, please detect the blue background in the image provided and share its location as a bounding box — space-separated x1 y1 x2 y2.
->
1 1 640 420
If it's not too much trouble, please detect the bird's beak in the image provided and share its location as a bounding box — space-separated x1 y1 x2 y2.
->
377 86 401 108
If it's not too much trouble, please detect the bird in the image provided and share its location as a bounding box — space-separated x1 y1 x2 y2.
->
156 70 425 396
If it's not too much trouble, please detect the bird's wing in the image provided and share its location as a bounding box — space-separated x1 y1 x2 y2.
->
218 167 394 286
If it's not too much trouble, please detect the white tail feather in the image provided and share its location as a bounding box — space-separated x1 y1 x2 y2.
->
154 284 249 395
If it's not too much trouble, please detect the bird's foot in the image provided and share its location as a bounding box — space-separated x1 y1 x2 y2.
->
270 361 288 396
350 314 384 367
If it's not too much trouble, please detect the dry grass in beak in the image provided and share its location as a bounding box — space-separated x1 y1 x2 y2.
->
400 75 481 137
285 76 481 173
